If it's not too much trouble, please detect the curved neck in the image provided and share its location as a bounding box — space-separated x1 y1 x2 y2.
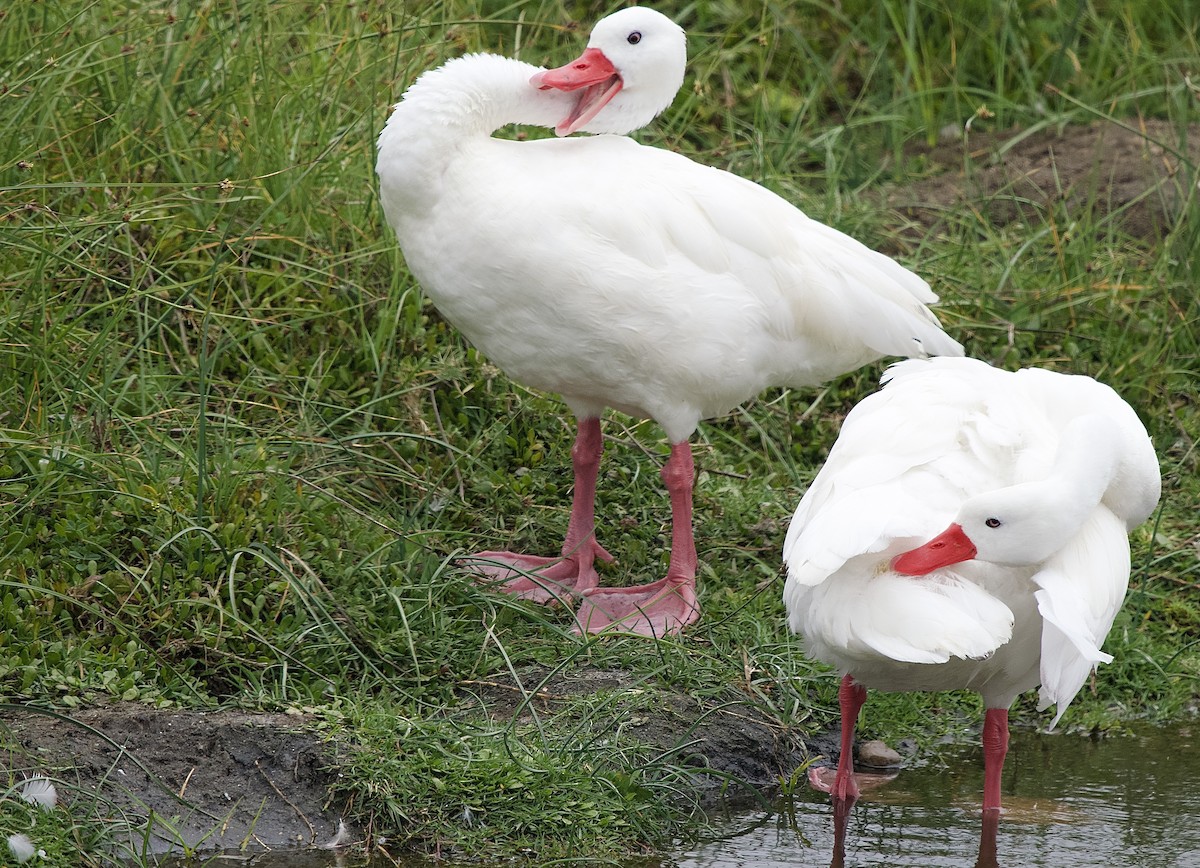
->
1045 414 1121 513
379 53 570 154
1014 415 1125 557
376 53 576 217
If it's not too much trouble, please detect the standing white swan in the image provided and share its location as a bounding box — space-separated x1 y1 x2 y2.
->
377 7 962 636
783 356 1160 810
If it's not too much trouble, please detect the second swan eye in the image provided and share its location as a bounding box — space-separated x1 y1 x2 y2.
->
985 517 1002 528
627 31 642 44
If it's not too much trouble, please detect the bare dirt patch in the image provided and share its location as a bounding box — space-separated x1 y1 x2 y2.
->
1 705 351 855
887 119 1199 239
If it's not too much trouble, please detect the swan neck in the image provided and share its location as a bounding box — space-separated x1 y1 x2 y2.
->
379 54 565 150
375 53 574 220
1016 414 1123 548
1047 414 1121 508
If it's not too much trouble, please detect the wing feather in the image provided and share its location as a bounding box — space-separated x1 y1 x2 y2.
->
564 142 963 363
1033 507 1130 728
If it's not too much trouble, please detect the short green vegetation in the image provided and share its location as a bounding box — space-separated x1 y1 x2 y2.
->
1 0 1197 864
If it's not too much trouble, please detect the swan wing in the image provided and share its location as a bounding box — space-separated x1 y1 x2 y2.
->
793 562 1015 666
557 140 964 362
1033 507 1130 728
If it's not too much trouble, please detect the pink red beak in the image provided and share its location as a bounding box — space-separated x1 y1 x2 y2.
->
530 47 623 137
891 523 978 576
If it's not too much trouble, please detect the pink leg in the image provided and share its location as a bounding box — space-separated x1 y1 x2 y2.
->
830 793 851 868
466 418 612 602
574 441 700 636
981 707 1009 812
808 675 868 804
976 806 1000 868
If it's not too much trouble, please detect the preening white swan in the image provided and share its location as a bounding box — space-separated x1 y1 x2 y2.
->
377 7 962 636
783 356 1160 810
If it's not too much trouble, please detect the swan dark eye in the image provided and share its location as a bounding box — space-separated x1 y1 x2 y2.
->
985 518 1002 529
627 31 642 44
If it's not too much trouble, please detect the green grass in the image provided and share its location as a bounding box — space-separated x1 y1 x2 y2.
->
1 0 1199 863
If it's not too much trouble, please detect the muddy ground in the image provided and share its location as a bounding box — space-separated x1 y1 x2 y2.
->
1 705 352 854
886 118 1198 240
2 118 1193 860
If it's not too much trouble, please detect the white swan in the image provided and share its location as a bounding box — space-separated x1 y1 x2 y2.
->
377 7 962 636
783 356 1160 809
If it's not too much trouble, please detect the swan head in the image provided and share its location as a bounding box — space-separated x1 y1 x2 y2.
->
891 485 1072 575
529 7 686 136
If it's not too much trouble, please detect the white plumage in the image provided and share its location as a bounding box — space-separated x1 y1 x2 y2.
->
377 8 961 636
783 356 1160 809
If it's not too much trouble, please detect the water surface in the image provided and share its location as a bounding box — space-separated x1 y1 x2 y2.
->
677 723 1200 867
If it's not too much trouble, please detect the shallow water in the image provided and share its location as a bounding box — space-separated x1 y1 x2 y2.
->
161 723 1199 867
676 723 1200 867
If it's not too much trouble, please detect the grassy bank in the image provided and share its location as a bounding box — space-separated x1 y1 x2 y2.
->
2 0 1198 863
